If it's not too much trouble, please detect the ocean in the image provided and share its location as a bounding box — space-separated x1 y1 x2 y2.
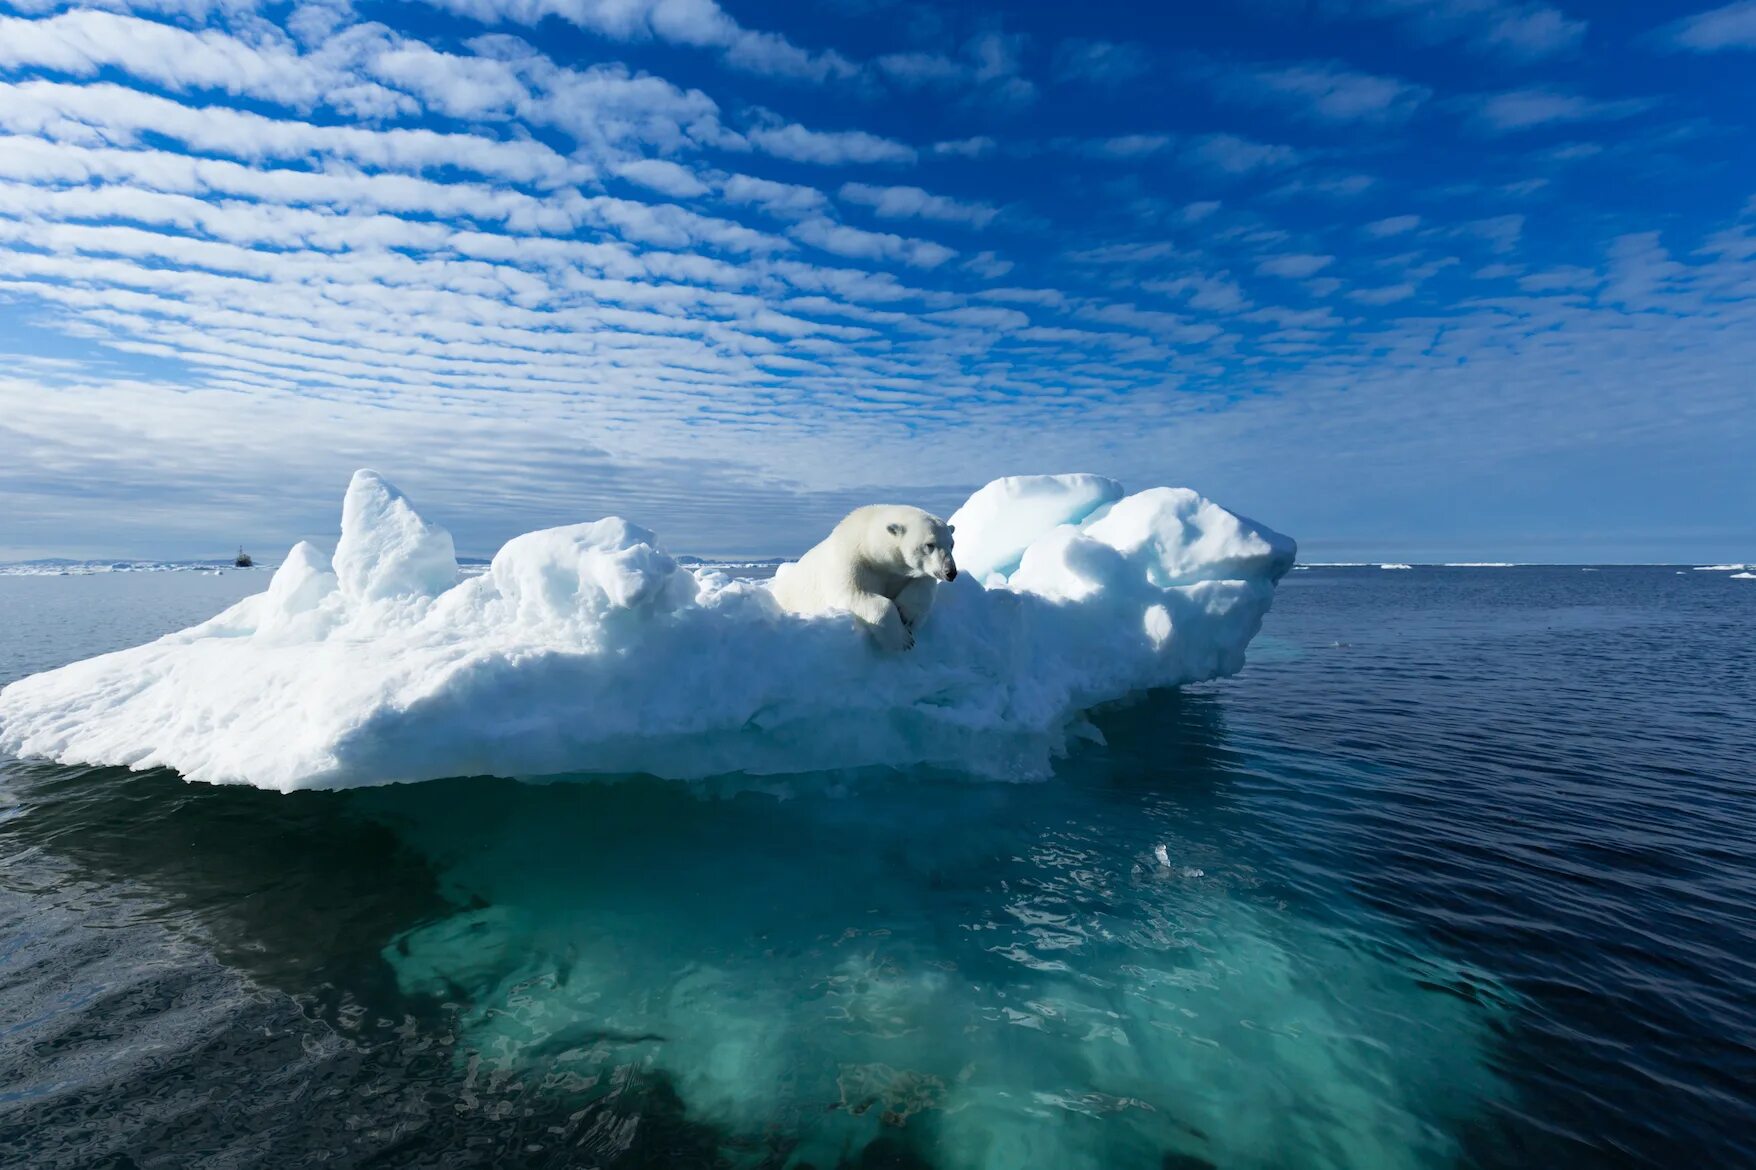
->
0 565 1751 1169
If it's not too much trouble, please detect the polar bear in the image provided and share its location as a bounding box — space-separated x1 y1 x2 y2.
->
770 505 957 651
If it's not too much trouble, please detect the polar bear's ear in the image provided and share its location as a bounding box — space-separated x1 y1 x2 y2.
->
887 522 905 536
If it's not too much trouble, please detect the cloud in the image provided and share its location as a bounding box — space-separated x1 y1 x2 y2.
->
1143 272 1252 312
1347 282 1417 304
1364 214 1422 237
1475 4 1587 59
1457 214 1525 252
872 31 1036 109
1210 60 1430 124
960 30 1037 108
1051 39 1151 86
1267 172 1376 200
932 136 997 158
925 305 1029 329
1517 265 1601 292
1255 253 1335 278
787 217 956 267
418 0 859 83
1469 87 1655 133
0 135 600 236
1325 0 1586 62
0 10 329 104
745 119 916 165
614 158 710 199
719 174 828 218
960 250 1013 279
974 286 1066 308
1082 134 1175 159
2 0 257 15
526 59 734 157
0 80 586 185
1063 241 1176 265
0 11 739 169
1663 1 1756 51
365 38 533 120
839 182 998 227
1182 133 1301 174
872 51 966 88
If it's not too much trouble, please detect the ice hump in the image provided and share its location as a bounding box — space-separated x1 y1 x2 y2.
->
0 472 1295 791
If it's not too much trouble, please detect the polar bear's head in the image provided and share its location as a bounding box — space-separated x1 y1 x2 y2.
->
877 507 958 582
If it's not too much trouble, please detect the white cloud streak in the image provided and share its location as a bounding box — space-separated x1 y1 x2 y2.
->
1469 87 1655 133
417 0 859 83
1214 60 1431 124
1325 0 1587 62
1663 1 1756 51
838 183 997 228
745 120 917 166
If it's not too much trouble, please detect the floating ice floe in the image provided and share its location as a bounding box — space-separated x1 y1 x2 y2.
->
1732 572 1755 580
1379 563 1414 570
1694 563 1752 572
0 471 1295 791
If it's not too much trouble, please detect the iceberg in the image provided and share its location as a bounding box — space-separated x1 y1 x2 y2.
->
0 471 1295 791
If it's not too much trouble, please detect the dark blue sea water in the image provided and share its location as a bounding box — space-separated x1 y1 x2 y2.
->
1 566 1751 1169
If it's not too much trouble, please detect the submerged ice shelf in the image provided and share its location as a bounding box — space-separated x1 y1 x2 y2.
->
0 471 1294 791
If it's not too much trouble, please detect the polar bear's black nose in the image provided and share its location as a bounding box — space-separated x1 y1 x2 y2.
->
945 566 958 581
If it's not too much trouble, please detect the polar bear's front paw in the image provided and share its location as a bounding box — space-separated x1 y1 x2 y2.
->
868 609 914 652
875 622 914 652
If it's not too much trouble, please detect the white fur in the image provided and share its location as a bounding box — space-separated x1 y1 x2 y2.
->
770 505 957 651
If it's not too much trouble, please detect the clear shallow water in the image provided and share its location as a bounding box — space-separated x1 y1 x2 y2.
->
0 567 1751 1168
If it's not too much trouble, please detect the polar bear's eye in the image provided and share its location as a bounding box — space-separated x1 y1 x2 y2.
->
924 541 936 552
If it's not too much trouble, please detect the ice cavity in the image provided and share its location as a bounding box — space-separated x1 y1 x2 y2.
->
0 470 1296 791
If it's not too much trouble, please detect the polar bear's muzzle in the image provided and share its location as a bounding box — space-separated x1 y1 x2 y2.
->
940 563 958 582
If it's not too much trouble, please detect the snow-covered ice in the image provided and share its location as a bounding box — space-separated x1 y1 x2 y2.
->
945 473 1124 581
0 471 1295 791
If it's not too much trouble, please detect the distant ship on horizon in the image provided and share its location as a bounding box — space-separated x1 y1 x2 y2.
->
234 547 253 568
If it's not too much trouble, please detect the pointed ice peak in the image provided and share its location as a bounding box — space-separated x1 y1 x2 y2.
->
335 469 458 603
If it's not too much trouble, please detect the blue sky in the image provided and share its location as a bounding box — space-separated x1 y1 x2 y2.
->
0 0 1751 562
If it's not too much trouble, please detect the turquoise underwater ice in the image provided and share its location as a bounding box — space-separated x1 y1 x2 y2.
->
368 736 1509 1170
